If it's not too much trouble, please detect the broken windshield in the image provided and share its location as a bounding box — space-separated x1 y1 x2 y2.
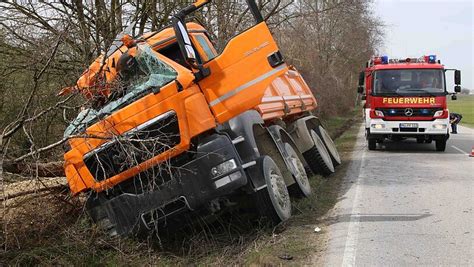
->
64 44 177 138
372 69 446 96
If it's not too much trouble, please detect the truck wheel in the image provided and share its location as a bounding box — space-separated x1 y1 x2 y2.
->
314 125 341 166
255 156 292 224
86 194 118 237
435 139 447 151
284 143 311 198
97 218 118 237
302 130 335 177
368 139 377 150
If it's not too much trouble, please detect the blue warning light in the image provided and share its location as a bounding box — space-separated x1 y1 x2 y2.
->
381 56 389 64
428 55 436 63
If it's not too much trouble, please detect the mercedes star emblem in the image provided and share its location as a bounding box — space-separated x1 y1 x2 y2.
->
404 108 414 117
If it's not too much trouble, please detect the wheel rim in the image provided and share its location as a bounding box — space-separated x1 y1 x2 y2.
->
311 131 335 172
319 126 341 164
269 168 290 214
286 144 310 193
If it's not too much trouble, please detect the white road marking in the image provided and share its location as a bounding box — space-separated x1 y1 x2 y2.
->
451 145 469 155
341 143 367 266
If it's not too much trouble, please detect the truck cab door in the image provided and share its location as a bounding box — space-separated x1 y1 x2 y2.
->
197 22 288 123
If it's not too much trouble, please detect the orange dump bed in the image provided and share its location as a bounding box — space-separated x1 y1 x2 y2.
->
257 67 317 121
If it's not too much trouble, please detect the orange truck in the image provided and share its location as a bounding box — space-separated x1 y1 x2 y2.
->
62 0 340 236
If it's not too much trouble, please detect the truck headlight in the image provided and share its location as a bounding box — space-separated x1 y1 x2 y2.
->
433 110 444 117
211 159 237 177
375 110 384 117
371 124 385 129
432 124 447 129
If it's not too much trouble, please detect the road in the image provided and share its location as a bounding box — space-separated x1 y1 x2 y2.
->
320 124 474 266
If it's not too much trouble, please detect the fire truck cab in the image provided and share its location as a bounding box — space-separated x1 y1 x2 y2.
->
358 55 462 151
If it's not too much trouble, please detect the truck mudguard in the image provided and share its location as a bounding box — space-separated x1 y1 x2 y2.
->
287 115 322 153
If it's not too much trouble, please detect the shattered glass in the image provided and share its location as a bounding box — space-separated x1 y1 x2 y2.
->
65 44 178 138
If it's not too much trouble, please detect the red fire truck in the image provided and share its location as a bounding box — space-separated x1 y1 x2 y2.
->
358 55 461 151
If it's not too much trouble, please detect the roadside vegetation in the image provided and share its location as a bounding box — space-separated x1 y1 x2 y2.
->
448 95 474 128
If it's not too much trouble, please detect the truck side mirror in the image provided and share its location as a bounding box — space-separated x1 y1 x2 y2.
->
454 85 461 93
454 70 461 85
361 95 366 100
173 19 197 64
451 94 457 101
358 71 365 86
357 71 365 94
172 17 210 81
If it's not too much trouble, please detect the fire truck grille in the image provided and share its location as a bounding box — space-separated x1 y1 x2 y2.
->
83 111 180 182
379 108 442 117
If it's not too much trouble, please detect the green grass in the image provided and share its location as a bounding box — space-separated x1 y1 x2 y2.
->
448 95 474 128
323 108 360 136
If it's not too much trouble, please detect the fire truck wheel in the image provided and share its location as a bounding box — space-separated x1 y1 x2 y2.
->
255 156 292 224
368 139 377 150
435 139 446 151
314 125 341 166
284 143 312 198
302 130 335 177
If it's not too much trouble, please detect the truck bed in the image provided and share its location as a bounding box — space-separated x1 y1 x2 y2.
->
257 67 317 121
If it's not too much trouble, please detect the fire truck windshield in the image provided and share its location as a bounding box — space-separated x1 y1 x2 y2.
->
372 69 446 96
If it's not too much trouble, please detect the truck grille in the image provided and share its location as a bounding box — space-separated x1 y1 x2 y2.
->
379 108 441 117
84 111 180 182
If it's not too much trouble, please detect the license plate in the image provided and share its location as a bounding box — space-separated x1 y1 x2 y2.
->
400 123 418 128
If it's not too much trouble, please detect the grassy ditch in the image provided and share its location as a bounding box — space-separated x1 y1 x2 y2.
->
1 111 361 266
240 112 362 265
448 94 474 128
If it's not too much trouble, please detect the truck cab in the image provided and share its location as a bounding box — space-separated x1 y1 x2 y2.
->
358 55 461 151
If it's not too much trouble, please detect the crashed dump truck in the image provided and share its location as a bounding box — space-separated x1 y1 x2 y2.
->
63 0 340 236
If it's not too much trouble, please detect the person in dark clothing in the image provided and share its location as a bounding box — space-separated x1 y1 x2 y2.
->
449 113 463 134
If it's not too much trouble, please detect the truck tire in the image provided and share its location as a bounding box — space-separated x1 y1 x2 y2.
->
255 156 292 224
284 143 311 198
314 125 341 166
97 218 118 237
435 139 447 151
86 195 119 237
302 130 335 177
368 139 377 150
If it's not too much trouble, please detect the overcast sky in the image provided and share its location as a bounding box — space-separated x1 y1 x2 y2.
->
374 0 473 91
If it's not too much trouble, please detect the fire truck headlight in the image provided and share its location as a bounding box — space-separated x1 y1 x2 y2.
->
432 124 447 130
433 110 444 117
374 110 385 117
371 124 385 129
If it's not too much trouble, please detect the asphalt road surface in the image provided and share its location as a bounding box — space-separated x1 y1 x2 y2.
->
321 124 474 266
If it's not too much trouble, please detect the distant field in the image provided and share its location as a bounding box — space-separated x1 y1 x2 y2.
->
448 95 474 128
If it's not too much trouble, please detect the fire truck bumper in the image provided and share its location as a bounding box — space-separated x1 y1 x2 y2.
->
368 118 449 136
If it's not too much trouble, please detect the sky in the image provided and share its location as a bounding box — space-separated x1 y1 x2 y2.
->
374 0 473 91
